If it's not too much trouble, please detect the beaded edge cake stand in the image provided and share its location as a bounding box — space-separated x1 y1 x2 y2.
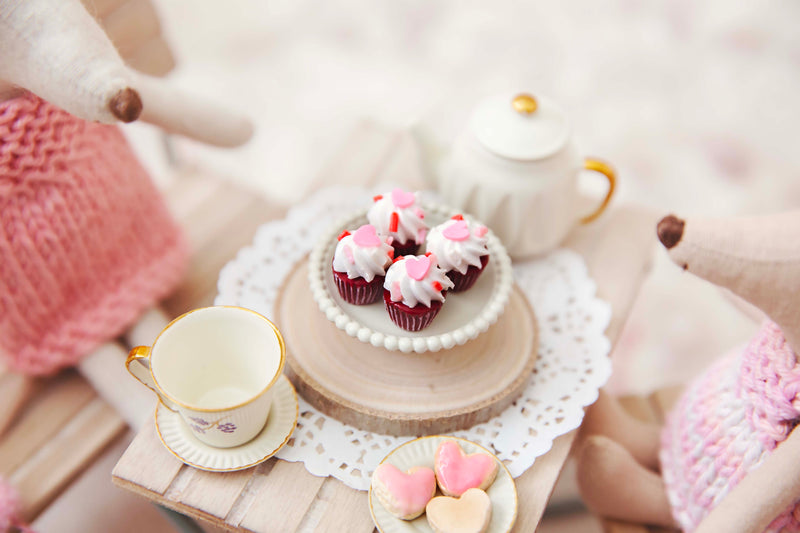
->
307 203 514 354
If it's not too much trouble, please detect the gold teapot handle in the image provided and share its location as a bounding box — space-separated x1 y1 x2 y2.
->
580 158 616 224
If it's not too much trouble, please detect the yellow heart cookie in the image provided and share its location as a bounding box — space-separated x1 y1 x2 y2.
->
425 488 492 533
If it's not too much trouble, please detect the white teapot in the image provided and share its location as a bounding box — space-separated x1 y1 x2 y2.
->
414 91 616 259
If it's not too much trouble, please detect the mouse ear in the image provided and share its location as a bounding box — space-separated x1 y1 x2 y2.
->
664 210 800 353
0 0 141 123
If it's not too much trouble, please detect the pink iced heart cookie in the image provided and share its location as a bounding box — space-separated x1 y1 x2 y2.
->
442 220 470 241
353 224 381 247
391 188 415 208
371 463 436 520
426 488 492 533
405 255 431 280
434 440 499 497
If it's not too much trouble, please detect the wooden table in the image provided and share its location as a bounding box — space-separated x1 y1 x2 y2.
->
112 121 659 532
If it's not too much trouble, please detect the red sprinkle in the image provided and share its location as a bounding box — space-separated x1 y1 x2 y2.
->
425 252 432 257
432 281 442 292
392 255 404 263
373 194 383 202
389 212 399 233
388 248 394 259
337 230 351 241
451 214 464 221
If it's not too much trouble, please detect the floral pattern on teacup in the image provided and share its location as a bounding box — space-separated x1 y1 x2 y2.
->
188 416 237 435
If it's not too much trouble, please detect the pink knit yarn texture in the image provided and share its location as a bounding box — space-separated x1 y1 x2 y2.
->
0 93 188 375
660 321 800 532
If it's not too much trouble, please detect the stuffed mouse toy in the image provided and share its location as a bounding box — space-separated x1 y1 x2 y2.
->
1 0 253 375
576 211 800 532
0 0 253 527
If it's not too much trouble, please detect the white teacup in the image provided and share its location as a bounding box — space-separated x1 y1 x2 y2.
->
126 306 286 448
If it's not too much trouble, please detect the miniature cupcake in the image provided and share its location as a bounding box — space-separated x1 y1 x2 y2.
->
383 254 454 331
367 188 428 257
426 215 490 292
332 224 394 305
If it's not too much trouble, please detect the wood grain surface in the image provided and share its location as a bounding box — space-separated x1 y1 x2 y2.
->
278 262 538 436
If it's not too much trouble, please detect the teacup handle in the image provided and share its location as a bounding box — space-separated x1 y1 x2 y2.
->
579 158 617 224
126 346 179 412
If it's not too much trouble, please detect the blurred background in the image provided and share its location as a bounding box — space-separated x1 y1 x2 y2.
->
36 0 800 530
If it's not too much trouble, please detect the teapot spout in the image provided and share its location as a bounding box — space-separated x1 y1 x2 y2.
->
409 120 448 188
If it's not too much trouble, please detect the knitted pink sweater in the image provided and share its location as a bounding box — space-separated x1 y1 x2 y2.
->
0 93 187 375
661 321 800 532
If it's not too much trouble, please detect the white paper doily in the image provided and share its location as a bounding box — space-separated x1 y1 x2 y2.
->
216 186 612 491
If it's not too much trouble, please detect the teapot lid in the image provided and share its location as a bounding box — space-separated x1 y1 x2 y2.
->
469 92 570 160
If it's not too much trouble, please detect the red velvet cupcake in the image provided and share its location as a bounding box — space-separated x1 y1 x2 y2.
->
383 254 454 331
426 215 490 292
331 224 393 305
367 188 428 257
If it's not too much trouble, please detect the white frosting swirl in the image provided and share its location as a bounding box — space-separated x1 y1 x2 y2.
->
366 189 428 246
426 218 489 275
332 230 393 282
383 255 454 308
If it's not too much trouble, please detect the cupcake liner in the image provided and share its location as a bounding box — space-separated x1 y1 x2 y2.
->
447 255 490 292
383 290 443 332
332 268 383 305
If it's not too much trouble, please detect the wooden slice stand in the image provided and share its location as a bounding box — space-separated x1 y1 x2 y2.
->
275 259 538 436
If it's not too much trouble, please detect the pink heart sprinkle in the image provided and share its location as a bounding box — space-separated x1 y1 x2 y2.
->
391 188 415 208
343 244 354 264
442 220 470 241
474 225 488 238
404 255 431 280
353 224 381 247
391 281 402 302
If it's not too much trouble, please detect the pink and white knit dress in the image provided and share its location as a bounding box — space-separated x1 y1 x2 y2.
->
0 93 187 375
660 321 800 532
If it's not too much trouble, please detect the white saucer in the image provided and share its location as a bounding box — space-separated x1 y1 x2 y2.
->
369 435 518 533
155 375 298 472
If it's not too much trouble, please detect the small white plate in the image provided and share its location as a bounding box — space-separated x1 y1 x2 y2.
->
308 204 514 353
369 436 518 533
155 375 298 472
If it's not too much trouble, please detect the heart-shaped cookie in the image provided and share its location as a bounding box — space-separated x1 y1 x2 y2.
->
404 255 431 281
426 488 492 533
391 187 415 208
371 463 436 520
434 440 498 497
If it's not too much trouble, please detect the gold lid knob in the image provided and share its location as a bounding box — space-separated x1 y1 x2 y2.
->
512 94 538 115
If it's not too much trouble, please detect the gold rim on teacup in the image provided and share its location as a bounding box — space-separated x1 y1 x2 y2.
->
126 305 286 413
